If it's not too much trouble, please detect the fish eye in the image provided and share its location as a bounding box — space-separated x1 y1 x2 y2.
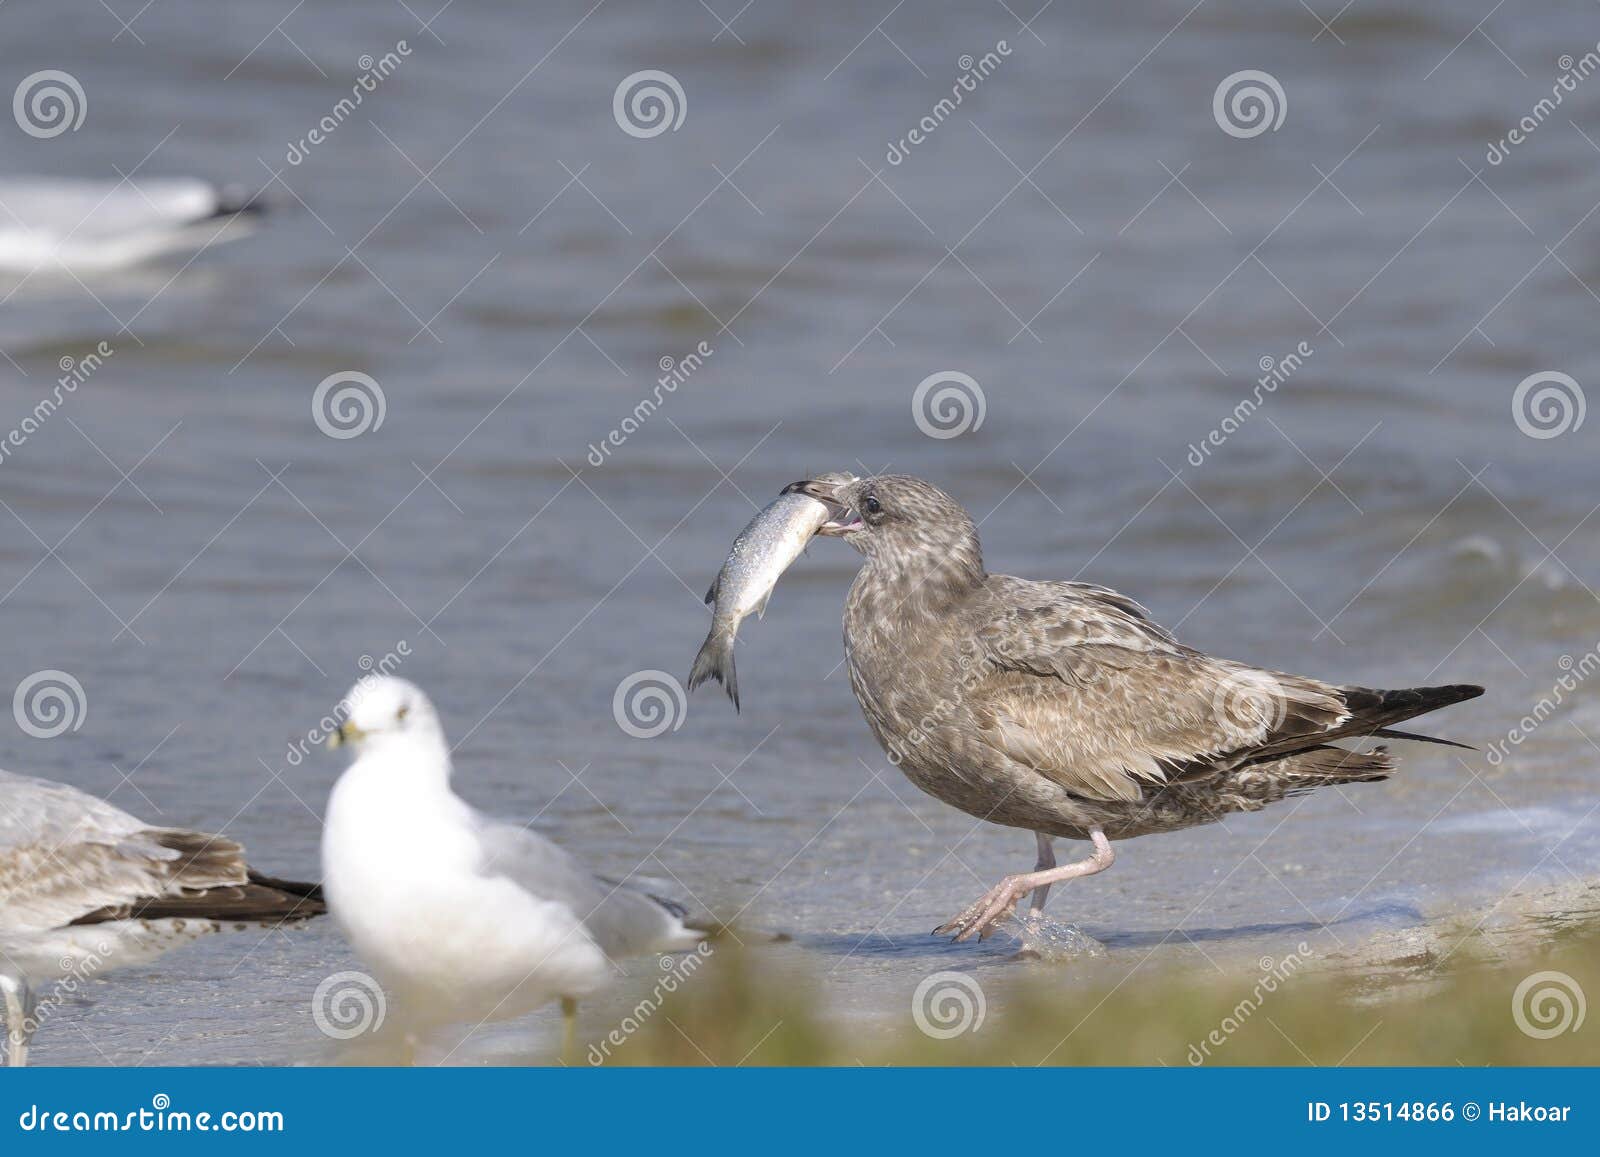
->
864 495 882 516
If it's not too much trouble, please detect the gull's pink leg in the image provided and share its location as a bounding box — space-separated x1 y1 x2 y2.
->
1026 832 1056 923
935 828 1115 943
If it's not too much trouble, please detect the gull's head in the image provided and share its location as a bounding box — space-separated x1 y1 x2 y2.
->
784 474 983 584
329 676 442 753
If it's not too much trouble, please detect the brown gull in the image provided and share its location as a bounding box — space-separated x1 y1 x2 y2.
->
0 768 323 1065
784 474 1483 943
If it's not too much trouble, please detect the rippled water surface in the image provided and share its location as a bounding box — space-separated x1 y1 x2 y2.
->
3 0 1598 1063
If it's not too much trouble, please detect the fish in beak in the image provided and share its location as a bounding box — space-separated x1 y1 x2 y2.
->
782 477 862 536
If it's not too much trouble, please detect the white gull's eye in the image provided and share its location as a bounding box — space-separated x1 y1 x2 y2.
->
396 705 410 722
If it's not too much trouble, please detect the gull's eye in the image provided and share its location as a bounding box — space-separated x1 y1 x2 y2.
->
396 705 410 722
864 495 882 516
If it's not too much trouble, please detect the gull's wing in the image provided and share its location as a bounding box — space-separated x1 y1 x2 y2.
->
971 576 1175 680
473 817 699 959
966 577 1351 802
0 177 227 239
0 769 249 934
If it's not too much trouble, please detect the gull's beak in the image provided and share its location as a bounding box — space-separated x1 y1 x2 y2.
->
327 721 363 749
783 477 862 536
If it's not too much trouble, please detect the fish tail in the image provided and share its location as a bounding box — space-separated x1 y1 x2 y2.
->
688 628 739 712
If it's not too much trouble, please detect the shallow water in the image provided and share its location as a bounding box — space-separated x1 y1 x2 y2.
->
2 0 1598 1064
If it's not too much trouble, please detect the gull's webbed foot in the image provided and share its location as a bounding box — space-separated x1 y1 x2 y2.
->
932 875 1027 942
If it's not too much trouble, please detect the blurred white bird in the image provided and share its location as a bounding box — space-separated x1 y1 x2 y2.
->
0 769 324 1066
322 677 703 1062
0 176 266 274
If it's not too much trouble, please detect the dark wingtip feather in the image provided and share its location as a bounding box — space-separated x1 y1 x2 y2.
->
684 915 790 941
1369 727 1477 750
71 876 326 926
210 184 268 218
1404 683 1484 709
645 892 690 919
246 870 326 904
1335 682 1484 751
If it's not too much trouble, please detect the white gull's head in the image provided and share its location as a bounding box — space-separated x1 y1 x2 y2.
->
330 675 444 754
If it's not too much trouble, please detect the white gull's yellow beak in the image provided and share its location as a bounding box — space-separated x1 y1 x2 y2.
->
327 721 365 749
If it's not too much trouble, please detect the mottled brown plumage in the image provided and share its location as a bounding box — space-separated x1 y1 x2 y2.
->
789 474 1483 941
1 769 323 1065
